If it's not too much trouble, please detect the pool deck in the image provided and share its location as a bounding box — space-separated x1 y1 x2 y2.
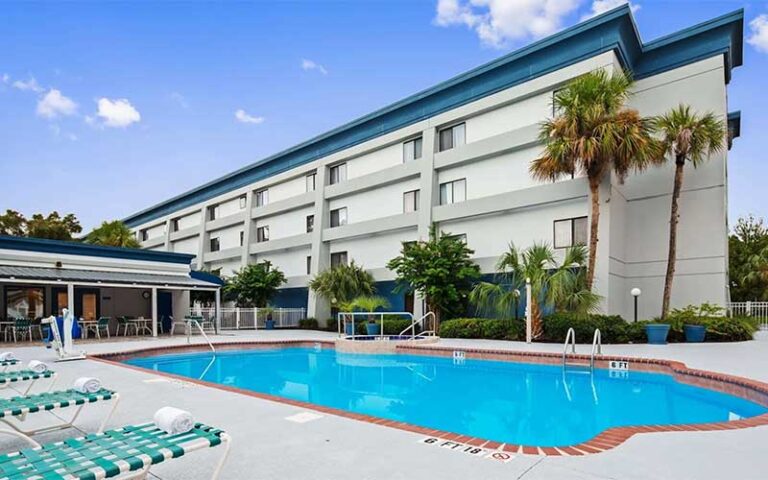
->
2 330 768 480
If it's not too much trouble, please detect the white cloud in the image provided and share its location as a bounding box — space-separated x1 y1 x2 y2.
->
581 0 639 20
1 73 9 84
36 89 78 118
12 76 43 93
169 91 190 109
92 97 141 128
301 59 328 75
748 14 768 53
434 0 581 48
234 109 265 124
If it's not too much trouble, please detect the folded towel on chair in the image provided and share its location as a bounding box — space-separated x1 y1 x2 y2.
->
73 377 101 393
153 406 194 435
0 352 17 362
27 360 48 373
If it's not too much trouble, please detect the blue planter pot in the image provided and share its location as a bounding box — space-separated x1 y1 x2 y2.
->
645 324 670 345
684 324 707 343
366 323 381 336
265 319 275 330
344 322 355 336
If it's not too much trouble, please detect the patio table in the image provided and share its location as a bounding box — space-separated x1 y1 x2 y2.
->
0 322 13 342
77 320 98 339
128 318 153 335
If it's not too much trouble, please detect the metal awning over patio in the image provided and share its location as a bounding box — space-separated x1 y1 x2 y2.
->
0 265 221 290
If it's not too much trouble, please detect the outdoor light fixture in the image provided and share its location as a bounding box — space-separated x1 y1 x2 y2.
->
631 287 642 323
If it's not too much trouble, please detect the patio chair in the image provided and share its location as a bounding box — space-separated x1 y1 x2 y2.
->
86 317 111 339
169 315 189 336
10 318 32 343
0 410 231 480
115 316 136 336
0 384 119 435
0 367 57 396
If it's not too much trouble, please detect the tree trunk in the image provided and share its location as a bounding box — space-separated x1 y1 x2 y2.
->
586 177 601 290
531 299 543 339
661 158 686 320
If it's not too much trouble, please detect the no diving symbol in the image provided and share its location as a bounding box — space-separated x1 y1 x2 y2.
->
487 451 513 463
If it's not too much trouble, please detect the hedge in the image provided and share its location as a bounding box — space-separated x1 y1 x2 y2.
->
439 314 756 343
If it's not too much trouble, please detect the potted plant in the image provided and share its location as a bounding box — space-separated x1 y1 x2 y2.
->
678 303 721 343
263 307 275 330
645 322 671 345
349 296 390 336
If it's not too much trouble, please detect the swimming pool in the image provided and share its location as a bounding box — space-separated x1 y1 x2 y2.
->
124 346 768 448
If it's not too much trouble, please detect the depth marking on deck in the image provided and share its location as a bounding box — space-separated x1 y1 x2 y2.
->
419 437 512 462
285 412 324 423
143 378 171 383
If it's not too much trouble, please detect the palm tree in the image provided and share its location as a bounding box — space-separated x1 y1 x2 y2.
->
85 220 140 248
653 105 726 319
531 69 662 290
349 295 391 324
308 261 376 310
470 243 600 339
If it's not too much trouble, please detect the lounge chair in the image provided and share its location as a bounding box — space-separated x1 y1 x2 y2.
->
0 360 18 373
0 411 231 480
0 386 119 435
0 368 56 396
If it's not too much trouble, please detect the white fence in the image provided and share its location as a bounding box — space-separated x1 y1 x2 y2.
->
193 307 307 330
728 302 768 330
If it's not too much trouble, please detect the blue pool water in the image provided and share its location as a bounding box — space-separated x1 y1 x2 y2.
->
125 347 767 446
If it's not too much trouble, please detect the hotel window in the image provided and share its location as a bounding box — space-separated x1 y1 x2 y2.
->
209 237 220 252
403 137 423 162
306 173 317 192
403 189 420 213
256 226 270 243
139 229 148 241
239 195 247 209
443 233 467 244
5 287 44 320
171 218 180 232
330 251 348 268
438 123 465 152
330 207 347 228
207 205 218 221
329 163 347 185
306 256 312 275
306 215 315 233
239 230 244 246
554 216 588 249
255 189 269 207
439 179 466 205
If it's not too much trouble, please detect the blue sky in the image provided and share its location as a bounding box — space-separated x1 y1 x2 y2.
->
1 1 767 231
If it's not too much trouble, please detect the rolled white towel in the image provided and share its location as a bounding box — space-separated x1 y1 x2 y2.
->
153 407 194 435
0 352 17 362
27 360 48 374
73 377 101 394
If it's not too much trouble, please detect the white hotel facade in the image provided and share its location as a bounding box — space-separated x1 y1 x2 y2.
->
124 6 744 323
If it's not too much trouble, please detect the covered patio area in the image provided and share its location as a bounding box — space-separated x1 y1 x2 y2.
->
0 235 222 343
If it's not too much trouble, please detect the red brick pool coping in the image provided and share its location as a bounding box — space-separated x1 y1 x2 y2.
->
90 340 768 456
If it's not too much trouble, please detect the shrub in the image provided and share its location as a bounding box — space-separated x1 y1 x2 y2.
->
540 313 634 344
440 318 524 341
699 316 756 342
353 318 414 335
298 318 319 330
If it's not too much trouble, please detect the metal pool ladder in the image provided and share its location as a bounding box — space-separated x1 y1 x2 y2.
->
562 327 602 373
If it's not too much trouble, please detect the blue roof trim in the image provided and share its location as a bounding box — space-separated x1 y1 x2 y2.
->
728 110 741 148
0 235 195 265
190 270 226 286
124 6 744 227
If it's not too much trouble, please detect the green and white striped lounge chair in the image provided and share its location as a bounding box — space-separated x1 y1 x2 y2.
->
0 361 19 373
0 419 231 480
0 388 119 435
0 370 56 396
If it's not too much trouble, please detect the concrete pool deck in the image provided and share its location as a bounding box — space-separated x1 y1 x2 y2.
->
1 330 767 480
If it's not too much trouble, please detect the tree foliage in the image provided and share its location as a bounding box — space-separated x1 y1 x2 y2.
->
0 209 82 240
531 69 662 290
387 224 481 330
730 215 768 301
308 261 376 308
85 220 140 248
470 243 600 339
223 261 286 307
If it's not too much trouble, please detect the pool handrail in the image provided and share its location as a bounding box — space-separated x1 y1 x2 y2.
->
399 311 436 338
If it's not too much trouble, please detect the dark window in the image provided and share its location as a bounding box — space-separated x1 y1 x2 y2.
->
207 205 217 221
554 216 588 249
255 189 269 207
239 230 244 246
403 137 423 162
438 123 466 152
256 226 270 243
306 215 315 233
306 256 312 275
329 163 347 185
403 189 420 213
330 207 347 228
5 287 45 319
171 219 179 232
330 251 348 268
306 173 317 192
140 229 148 241
209 237 220 252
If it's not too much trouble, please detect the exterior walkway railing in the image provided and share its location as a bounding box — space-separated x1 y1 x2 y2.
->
728 302 768 330
194 307 307 330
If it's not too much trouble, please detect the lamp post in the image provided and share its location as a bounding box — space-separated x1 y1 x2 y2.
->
631 288 642 323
